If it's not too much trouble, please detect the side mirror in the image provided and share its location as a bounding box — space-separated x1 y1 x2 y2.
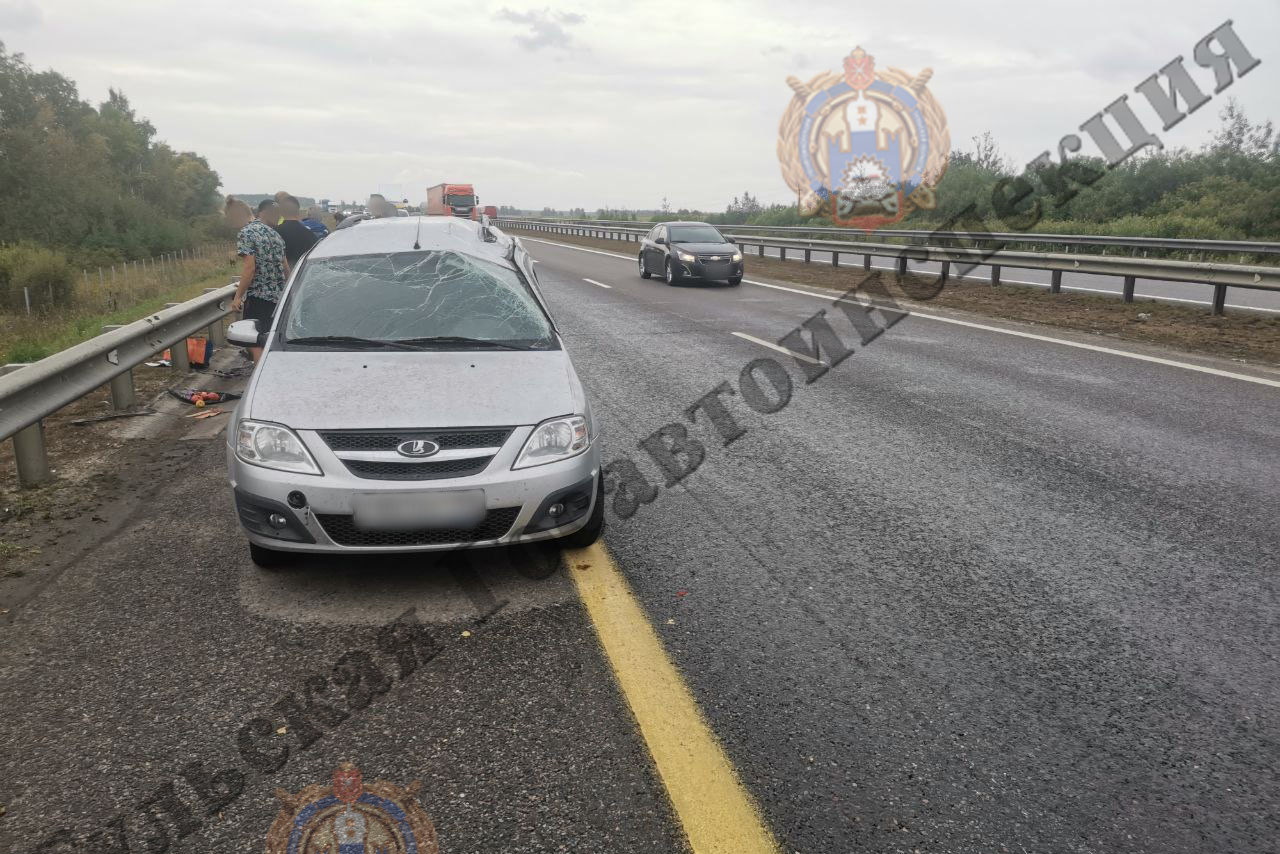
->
655 237 667 245
227 319 261 347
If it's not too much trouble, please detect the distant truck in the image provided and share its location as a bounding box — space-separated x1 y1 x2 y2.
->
426 183 479 220
483 205 498 220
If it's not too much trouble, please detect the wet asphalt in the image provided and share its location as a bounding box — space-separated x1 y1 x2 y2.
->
1 235 1278 853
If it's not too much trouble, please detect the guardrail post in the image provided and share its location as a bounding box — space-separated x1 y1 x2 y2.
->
896 256 907 276
803 248 811 263
1050 270 1062 294
1212 284 1227 315
940 261 950 283
779 247 787 261
862 254 870 271
202 289 227 346
1122 275 1136 302
100 326 136 410
1 364 50 487
991 265 1002 286
13 421 50 487
164 303 191 372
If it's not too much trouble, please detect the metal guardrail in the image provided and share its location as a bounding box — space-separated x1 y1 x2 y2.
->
0 282 237 486
496 219 1280 314
501 217 1280 259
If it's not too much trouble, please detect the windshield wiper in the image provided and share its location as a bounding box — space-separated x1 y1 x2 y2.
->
392 336 537 351
286 335 427 351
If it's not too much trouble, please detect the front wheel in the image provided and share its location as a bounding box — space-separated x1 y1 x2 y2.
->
665 259 682 286
727 276 742 286
638 254 651 279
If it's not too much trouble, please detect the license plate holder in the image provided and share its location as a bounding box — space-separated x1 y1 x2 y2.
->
352 489 486 531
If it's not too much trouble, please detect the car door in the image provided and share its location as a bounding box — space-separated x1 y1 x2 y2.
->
651 226 669 269
641 226 660 270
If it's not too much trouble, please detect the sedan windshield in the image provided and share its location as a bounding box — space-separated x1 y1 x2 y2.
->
668 225 726 244
281 251 555 349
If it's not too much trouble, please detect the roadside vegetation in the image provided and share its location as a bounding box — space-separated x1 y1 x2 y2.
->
517 100 1280 248
0 252 235 363
0 41 237 364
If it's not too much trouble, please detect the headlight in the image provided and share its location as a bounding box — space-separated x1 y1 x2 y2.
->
235 419 321 475
677 250 697 263
513 415 590 470
731 251 743 262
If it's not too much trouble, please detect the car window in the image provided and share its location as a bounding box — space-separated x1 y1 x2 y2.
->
668 225 725 243
655 226 667 242
281 251 556 348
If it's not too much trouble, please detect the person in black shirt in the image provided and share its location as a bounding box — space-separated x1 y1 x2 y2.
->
273 194 320 265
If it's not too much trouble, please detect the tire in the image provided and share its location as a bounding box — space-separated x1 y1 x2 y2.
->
558 473 605 548
638 254 651 279
727 276 742 286
665 259 682 286
249 541 294 569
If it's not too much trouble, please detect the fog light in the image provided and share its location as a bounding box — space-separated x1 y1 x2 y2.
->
268 513 289 529
287 491 307 509
547 503 565 518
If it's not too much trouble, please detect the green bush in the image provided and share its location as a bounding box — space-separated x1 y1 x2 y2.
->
0 244 76 312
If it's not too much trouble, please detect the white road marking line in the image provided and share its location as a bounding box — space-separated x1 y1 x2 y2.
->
522 236 1280 388
731 332 827 366
583 278 613 288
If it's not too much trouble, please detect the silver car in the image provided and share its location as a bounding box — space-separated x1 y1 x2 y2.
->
225 217 602 568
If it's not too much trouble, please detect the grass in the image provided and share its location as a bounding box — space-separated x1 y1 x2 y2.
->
0 257 237 363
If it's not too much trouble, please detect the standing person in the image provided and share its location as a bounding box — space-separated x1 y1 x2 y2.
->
301 205 330 238
226 196 289 361
274 194 320 266
256 198 281 230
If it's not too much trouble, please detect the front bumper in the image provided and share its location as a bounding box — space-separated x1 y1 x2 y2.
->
228 425 600 554
674 256 743 280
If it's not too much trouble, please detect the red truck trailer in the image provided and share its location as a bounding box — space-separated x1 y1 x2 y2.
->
483 205 498 220
425 183 479 220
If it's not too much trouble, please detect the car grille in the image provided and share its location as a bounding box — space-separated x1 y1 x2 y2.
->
341 458 493 480
320 428 511 452
315 506 521 547
318 428 511 481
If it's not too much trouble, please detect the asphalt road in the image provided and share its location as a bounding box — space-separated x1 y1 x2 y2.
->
551 229 1280 313
1 235 1278 853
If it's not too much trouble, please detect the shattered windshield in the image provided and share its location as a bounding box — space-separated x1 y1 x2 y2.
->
281 251 556 349
668 225 725 244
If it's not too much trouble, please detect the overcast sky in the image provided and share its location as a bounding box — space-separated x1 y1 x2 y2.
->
2 0 1277 210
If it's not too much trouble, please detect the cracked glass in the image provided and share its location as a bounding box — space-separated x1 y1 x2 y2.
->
281 251 555 349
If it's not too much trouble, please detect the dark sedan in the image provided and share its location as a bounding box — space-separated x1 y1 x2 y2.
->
638 222 743 286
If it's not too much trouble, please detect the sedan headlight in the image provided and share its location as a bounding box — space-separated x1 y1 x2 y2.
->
731 251 743 262
235 419 322 475
513 415 590 469
677 250 697 263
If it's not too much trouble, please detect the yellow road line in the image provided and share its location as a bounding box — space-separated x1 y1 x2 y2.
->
565 542 780 854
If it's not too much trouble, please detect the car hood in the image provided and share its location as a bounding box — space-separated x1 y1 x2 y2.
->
673 241 736 254
246 349 581 429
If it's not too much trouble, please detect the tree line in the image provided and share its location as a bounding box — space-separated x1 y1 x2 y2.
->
0 41 225 268
525 100 1278 241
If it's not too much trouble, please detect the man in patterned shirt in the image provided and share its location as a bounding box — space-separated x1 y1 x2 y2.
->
225 196 290 360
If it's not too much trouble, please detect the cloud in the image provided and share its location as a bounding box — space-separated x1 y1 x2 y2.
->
495 7 585 51
0 0 42 30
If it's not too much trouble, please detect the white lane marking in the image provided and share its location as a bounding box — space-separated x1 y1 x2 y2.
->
523 236 1280 388
731 332 827 366
583 278 613 289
